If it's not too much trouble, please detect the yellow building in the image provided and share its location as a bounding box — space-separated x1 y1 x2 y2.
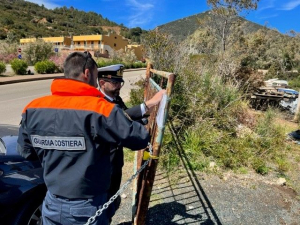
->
42 37 71 47
19 34 143 59
20 37 71 48
19 38 37 44
73 33 129 55
126 45 144 61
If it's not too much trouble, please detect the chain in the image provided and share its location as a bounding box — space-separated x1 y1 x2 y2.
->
84 143 153 225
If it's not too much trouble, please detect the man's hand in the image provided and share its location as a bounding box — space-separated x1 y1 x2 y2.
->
145 89 167 109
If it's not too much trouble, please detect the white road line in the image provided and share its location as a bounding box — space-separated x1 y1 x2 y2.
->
0 93 48 104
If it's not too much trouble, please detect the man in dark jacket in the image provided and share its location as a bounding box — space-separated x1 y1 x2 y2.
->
97 64 166 221
17 52 150 225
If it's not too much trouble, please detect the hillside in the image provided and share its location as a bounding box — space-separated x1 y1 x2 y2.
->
0 0 125 40
156 11 268 43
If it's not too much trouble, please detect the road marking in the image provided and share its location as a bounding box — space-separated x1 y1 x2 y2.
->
0 93 48 104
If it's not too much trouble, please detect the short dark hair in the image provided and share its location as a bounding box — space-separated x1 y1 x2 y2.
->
64 52 97 79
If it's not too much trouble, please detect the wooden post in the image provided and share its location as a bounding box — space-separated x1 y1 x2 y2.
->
133 69 176 224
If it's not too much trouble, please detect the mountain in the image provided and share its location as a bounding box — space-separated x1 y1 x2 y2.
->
0 0 126 40
156 11 266 43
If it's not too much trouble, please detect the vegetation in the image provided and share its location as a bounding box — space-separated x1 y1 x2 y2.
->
0 0 146 43
135 5 300 185
97 59 146 69
22 39 54 65
0 62 6 74
10 58 28 75
120 27 148 43
205 0 259 51
0 41 18 63
34 60 56 74
96 49 146 69
49 52 69 72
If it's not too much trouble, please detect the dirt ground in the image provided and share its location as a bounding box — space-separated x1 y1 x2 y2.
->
111 158 300 225
110 110 300 225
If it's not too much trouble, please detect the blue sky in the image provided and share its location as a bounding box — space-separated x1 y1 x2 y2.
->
25 0 300 34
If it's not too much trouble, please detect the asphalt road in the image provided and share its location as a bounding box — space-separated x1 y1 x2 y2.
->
0 69 145 136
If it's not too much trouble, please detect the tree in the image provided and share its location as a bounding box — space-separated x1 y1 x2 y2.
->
205 0 260 51
22 39 54 65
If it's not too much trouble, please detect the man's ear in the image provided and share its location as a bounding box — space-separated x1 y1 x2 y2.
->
83 69 90 80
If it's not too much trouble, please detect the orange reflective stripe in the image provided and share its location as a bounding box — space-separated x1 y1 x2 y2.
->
23 96 115 117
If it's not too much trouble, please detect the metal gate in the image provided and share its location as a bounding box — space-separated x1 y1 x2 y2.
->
132 63 176 224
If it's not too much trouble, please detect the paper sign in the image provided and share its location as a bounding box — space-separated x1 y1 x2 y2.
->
156 94 167 128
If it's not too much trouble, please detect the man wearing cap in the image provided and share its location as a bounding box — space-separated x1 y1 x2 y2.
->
98 64 166 220
17 52 150 225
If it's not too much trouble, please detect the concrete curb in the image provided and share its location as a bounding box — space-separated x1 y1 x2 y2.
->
0 74 64 85
0 68 146 85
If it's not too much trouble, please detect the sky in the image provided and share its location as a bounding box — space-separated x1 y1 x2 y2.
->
25 0 300 34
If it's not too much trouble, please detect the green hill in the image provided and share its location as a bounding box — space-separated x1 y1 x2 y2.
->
0 0 124 40
156 11 268 43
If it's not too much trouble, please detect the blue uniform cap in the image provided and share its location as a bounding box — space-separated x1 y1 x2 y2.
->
98 64 124 82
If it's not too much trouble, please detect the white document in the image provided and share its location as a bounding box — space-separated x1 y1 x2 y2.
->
156 94 167 128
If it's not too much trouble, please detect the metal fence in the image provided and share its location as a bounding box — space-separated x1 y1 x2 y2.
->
132 63 176 224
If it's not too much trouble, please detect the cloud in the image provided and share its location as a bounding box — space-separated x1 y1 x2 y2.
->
258 14 279 19
257 0 276 11
279 0 300 10
25 0 61 9
125 0 155 27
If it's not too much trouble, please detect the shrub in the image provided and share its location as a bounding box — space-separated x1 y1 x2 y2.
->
0 41 19 63
34 60 56 74
96 60 146 69
10 59 28 75
22 39 54 65
0 61 6 74
49 52 68 72
0 53 18 64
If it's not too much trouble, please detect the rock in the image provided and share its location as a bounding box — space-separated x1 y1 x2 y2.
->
121 194 127 199
209 162 216 168
277 177 286 186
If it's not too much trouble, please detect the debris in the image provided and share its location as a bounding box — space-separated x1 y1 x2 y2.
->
209 162 216 168
287 130 300 141
276 178 286 186
250 78 298 112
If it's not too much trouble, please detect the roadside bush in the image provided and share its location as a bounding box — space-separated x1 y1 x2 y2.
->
0 61 6 74
49 52 68 72
0 41 19 63
34 60 56 74
0 53 18 64
22 39 54 65
10 59 28 75
96 59 108 68
97 59 146 69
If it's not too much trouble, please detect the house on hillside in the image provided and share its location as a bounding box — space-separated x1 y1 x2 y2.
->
20 37 71 48
72 33 129 56
19 34 143 59
126 45 144 61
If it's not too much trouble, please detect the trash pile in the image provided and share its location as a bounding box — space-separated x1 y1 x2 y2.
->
250 78 298 113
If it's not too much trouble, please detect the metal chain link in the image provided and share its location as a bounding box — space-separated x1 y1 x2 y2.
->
84 143 153 225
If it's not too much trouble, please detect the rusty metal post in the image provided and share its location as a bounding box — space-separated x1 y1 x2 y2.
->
133 69 176 225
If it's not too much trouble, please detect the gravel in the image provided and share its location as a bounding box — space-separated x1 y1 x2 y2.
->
111 160 300 225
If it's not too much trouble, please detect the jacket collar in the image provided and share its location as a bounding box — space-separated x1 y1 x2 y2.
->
51 78 104 97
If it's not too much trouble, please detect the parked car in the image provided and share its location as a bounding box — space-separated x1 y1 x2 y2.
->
0 136 46 225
